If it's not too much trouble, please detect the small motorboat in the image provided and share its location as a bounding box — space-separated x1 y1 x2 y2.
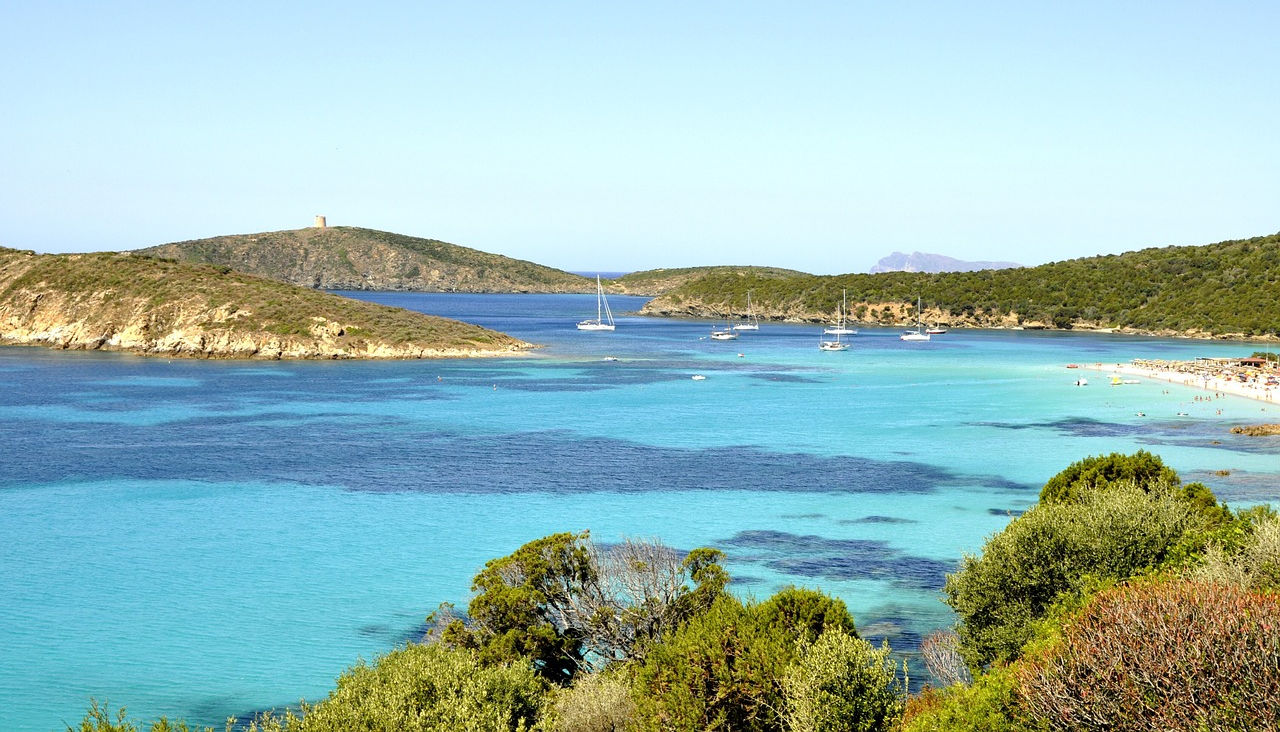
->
691 374 707 381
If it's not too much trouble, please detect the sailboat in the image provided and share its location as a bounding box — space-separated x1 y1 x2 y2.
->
819 331 849 351
710 314 739 340
900 297 930 341
824 289 857 336
576 275 615 331
732 291 760 331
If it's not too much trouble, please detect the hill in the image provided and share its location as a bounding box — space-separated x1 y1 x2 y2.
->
135 226 596 293
642 232 1280 339
609 265 809 296
0 247 531 359
869 251 1021 274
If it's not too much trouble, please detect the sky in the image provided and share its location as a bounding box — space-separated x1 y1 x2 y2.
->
2 2 1277 274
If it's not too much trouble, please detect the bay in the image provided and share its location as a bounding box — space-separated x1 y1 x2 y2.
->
1 293 1277 730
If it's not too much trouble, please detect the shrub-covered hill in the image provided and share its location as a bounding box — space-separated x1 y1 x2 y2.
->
135 226 597 293
642 232 1280 339
0 247 531 359
609 265 809 296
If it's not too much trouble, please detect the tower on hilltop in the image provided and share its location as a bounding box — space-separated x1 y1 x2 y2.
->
314 215 327 228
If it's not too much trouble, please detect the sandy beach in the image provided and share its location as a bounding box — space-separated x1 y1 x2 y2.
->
1079 361 1278 405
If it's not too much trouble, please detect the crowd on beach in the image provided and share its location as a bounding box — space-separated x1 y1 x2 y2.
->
1113 357 1279 403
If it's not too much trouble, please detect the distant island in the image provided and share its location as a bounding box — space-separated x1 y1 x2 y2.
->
869 251 1021 274
0 247 530 359
642 231 1280 340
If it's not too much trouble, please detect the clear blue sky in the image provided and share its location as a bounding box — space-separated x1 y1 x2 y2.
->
2 2 1276 274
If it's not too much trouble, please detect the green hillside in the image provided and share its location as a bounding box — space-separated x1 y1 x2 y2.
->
0 247 530 359
610 265 809 295
136 226 597 293
644 232 1280 338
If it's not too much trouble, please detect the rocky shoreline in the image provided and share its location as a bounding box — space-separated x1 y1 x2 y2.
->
639 299 1276 342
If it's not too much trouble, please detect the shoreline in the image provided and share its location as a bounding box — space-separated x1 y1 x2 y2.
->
1079 361 1278 405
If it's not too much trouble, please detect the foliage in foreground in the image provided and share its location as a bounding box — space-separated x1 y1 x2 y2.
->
1016 580 1280 731
944 478 1207 669
239 644 545 732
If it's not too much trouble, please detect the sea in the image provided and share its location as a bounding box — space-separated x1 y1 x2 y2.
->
2 293 1278 731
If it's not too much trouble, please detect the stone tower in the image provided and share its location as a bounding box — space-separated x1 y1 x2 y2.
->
314 215 327 228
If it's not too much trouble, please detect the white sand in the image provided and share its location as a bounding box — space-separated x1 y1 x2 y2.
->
1079 362 1278 405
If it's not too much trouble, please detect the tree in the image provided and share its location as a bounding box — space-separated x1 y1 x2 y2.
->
438 533 728 683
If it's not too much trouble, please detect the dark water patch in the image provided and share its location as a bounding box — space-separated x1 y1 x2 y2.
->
729 575 767 587
1 413 1032 498
721 530 954 592
987 507 1026 517
839 515 919 525
746 372 825 384
1182 469 1280 504
971 417 1147 438
780 513 826 519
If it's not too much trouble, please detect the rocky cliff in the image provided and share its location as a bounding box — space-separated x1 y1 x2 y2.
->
0 248 531 359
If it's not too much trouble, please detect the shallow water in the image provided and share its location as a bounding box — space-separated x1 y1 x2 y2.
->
2 293 1276 730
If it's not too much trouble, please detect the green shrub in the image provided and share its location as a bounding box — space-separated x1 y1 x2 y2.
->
900 665 1036 732
629 596 795 731
548 672 634 732
782 629 904 732
945 481 1207 669
1038 450 1178 504
278 643 544 732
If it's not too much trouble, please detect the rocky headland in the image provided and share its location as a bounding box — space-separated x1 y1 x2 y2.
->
0 247 531 360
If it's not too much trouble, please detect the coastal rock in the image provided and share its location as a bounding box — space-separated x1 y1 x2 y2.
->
1230 424 1280 437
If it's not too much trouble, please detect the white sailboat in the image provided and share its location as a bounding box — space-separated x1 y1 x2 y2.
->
823 289 857 335
732 291 760 331
819 332 849 351
576 275 615 331
710 316 739 340
900 296 930 341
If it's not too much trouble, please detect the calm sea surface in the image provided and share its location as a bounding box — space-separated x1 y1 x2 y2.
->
2 293 1278 730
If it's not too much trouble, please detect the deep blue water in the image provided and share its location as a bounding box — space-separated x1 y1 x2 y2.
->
2 293 1277 730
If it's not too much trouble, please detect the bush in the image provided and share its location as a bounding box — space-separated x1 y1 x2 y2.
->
944 481 1206 669
1038 450 1178 504
629 596 794 731
900 665 1035 732
783 629 904 732
1189 512 1280 591
68 700 221 732
1016 580 1280 731
549 672 634 732
277 643 545 732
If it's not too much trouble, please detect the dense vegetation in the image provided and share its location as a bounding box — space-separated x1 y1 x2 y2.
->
609 266 809 296
74 454 1280 731
644 231 1280 337
135 227 597 293
0 247 527 358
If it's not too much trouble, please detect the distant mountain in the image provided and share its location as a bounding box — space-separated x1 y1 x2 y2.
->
869 251 1021 274
135 226 596 293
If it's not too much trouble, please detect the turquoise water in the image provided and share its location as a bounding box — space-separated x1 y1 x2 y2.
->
2 293 1277 730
